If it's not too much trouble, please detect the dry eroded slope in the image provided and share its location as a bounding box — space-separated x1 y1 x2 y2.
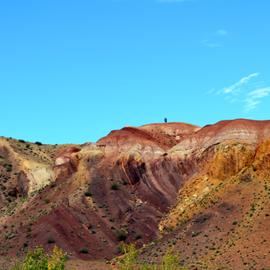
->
1 120 270 270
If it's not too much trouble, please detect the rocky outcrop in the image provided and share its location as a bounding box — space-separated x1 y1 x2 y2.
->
54 146 81 180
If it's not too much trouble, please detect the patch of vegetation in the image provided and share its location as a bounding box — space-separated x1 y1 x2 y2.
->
3 201 17 216
116 229 128 241
47 237 56 244
117 244 138 270
84 191 92 197
10 246 67 270
79 247 89 254
116 244 187 270
35 142 43 146
122 179 128 185
191 231 201 238
4 163 12 172
111 183 120 190
44 199 50 204
5 231 16 240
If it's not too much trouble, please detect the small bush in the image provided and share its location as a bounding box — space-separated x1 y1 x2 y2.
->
35 142 43 146
191 231 201 237
47 237 56 244
111 183 119 190
44 199 50 204
84 191 92 197
116 229 128 241
117 244 138 270
4 164 12 172
161 249 180 270
48 246 67 270
79 247 89 254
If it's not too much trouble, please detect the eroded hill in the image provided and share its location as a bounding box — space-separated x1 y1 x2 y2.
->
1 119 270 270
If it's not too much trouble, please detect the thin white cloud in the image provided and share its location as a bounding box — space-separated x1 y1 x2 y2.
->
202 29 229 48
221 73 259 95
201 39 222 48
217 29 228 36
244 87 270 112
209 73 270 112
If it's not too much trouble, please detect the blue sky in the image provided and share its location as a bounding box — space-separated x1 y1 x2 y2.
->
0 0 270 144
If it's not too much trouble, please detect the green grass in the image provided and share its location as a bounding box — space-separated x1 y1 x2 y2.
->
10 246 67 270
116 244 187 270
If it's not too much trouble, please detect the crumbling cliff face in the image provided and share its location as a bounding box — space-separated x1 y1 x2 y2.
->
1 119 270 269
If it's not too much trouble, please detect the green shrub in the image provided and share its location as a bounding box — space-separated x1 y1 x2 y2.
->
116 244 186 270
4 163 12 172
35 142 43 146
14 247 48 270
79 247 89 254
47 237 56 244
111 183 120 190
117 244 138 270
161 249 180 270
48 246 67 270
116 229 128 241
84 191 92 197
10 246 67 270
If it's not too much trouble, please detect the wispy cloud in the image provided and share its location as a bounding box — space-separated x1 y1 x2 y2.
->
244 87 270 112
217 29 228 36
220 73 259 95
209 73 270 112
202 29 229 48
201 39 222 48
